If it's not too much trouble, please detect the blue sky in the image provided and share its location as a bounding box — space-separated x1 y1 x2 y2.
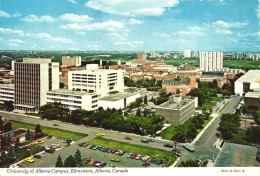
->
0 0 259 51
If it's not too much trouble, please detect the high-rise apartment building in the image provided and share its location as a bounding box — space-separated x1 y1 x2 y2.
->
199 52 223 71
68 64 124 98
62 56 81 67
137 52 147 60
14 58 59 112
183 49 191 58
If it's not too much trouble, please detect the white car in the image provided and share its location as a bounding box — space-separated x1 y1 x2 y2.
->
135 154 142 160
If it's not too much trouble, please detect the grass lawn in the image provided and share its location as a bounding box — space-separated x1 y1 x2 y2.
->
197 101 217 110
160 125 176 140
227 132 260 147
88 137 175 167
210 97 222 102
219 102 230 113
9 121 87 141
15 145 45 161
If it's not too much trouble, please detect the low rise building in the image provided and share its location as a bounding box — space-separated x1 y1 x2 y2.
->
62 56 81 67
244 89 260 110
98 92 140 110
155 95 198 125
0 84 14 104
46 89 98 111
235 70 260 96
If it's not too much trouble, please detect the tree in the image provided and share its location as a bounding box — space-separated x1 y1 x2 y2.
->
240 104 248 114
35 124 44 139
159 88 167 97
25 129 33 140
187 124 197 140
245 126 260 143
179 159 199 167
7 144 16 162
64 155 76 167
4 101 14 111
0 150 8 166
5 133 11 146
55 155 64 167
14 136 20 151
171 126 186 142
136 108 142 117
74 148 83 167
144 95 148 105
3 122 12 132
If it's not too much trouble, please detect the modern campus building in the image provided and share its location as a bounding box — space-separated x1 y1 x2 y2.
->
199 52 223 72
98 92 140 110
235 70 260 96
14 58 59 112
0 84 14 104
155 95 198 125
244 89 260 110
68 64 124 98
46 89 98 111
183 49 191 58
62 56 81 67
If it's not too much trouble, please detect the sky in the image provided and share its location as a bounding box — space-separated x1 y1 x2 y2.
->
0 0 259 51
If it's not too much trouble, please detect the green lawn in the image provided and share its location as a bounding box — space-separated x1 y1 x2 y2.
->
15 145 45 161
9 121 87 141
160 125 176 140
197 101 217 110
210 97 222 102
227 132 260 147
88 137 175 167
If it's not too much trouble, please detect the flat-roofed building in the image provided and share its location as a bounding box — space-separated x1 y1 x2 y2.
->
47 89 98 111
98 92 140 110
199 51 223 72
0 84 14 104
62 56 81 67
68 64 124 98
235 70 260 96
14 58 59 112
155 95 198 125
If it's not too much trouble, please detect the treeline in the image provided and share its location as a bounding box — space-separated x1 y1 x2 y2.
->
39 102 164 136
124 77 162 91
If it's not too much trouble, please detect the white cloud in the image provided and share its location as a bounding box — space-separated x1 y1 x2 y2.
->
85 0 179 16
107 32 128 40
61 20 125 31
153 32 170 38
8 43 19 47
0 27 24 35
21 14 56 22
213 20 248 28
13 12 22 17
175 26 204 36
256 8 260 19
0 10 11 18
67 0 77 4
8 39 24 43
114 40 144 47
60 13 93 22
216 28 232 34
128 19 143 24
76 31 86 35
26 32 74 43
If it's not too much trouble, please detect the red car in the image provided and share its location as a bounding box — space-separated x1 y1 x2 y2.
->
84 158 91 164
142 162 150 167
124 136 132 140
92 160 100 166
49 147 56 151
130 153 138 159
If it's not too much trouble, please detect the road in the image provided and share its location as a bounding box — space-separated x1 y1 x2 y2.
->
178 96 241 163
1 96 241 167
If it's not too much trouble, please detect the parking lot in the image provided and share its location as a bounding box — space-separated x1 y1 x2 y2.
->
17 135 163 168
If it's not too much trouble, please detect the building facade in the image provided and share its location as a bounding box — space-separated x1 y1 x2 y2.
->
0 84 14 104
46 89 98 111
62 56 81 67
68 64 124 98
199 52 223 71
14 58 59 112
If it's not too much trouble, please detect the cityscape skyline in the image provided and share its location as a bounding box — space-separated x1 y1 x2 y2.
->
0 0 259 52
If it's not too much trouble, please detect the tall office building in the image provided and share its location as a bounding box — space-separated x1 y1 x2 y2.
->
137 52 147 60
62 56 81 67
68 64 124 98
199 52 223 71
14 58 59 112
183 49 191 58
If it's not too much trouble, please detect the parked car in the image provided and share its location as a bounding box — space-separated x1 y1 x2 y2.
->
111 149 117 154
100 162 107 167
34 140 44 144
92 160 100 166
135 154 142 160
172 149 181 157
109 164 115 168
83 142 89 147
25 157 35 163
147 139 155 142
164 144 173 148
33 155 41 159
111 158 120 162
47 135 52 139
141 139 149 143
141 155 150 161
107 149 112 153
49 147 56 151
78 142 86 147
130 153 138 159
93 146 98 150
124 136 132 140
126 153 133 158
89 145 96 149
118 151 125 156
84 158 91 164
45 149 54 153
63 139 68 143
96 161 104 167
142 162 150 167
115 150 122 155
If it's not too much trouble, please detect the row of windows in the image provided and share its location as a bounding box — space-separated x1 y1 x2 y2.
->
92 100 98 104
47 98 81 104
0 88 14 91
92 105 98 108
0 96 13 99
47 93 82 99
72 74 96 77
72 80 96 83
0 92 14 96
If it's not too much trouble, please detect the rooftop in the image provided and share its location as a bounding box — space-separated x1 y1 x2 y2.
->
99 92 139 101
48 89 98 96
214 142 260 167
236 70 260 83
